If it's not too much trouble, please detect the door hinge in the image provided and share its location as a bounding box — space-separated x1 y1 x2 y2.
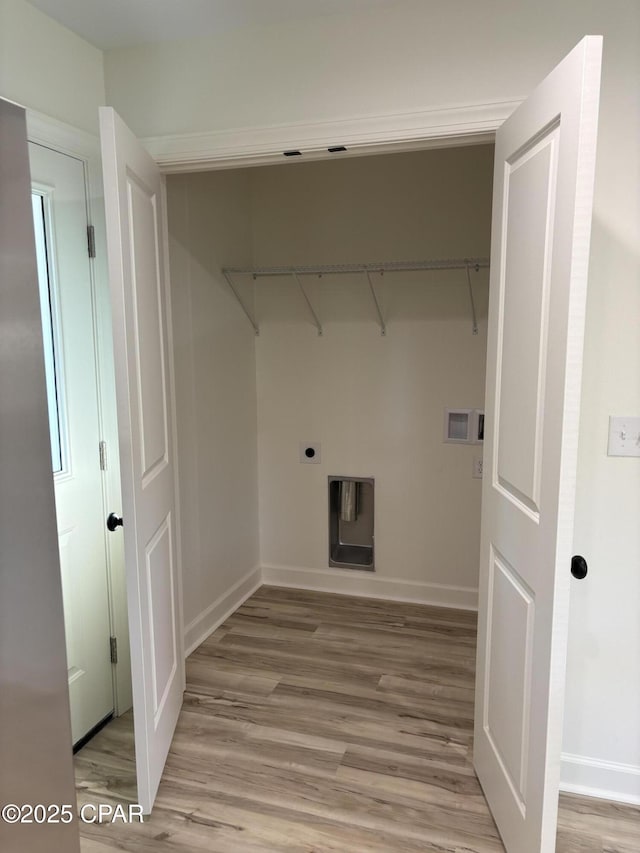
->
99 440 107 470
87 224 96 259
110 636 118 664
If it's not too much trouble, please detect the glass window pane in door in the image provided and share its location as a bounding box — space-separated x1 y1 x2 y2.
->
31 192 64 473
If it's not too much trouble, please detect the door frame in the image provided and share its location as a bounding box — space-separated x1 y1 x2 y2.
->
26 109 133 718
143 98 522 172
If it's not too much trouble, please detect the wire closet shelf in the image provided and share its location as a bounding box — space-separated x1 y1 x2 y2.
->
222 257 490 337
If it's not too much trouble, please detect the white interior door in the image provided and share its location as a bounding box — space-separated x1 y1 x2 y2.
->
99 107 184 813
29 142 114 745
474 37 602 852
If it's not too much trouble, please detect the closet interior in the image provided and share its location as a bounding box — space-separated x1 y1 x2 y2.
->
166 143 494 646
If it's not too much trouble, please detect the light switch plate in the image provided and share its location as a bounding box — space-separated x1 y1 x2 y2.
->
607 416 640 457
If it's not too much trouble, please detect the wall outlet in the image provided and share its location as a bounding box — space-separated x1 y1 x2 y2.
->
473 456 484 479
608 416 640 457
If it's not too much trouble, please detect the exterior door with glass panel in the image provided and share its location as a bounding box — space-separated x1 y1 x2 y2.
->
29 141 114 745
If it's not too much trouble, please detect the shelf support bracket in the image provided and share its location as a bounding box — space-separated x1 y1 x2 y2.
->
465 262 479 335
293 272 323 336
223 271 259 335
365 270 386 336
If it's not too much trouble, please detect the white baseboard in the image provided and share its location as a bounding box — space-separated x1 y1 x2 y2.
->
560 752 640 806
261 564 478 610
184 566 262 657
184 563 477 657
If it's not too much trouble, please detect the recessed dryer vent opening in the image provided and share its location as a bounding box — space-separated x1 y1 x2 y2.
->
328 477 374 570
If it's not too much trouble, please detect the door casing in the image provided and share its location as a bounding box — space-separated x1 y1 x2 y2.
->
26 109 133 718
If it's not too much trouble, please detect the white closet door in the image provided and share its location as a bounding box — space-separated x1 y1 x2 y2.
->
99 107 184 813
474 36 602 853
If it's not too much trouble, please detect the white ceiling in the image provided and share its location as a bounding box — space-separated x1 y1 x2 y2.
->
27 0 400 50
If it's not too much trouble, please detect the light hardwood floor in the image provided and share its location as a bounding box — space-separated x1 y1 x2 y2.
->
75 586 639 852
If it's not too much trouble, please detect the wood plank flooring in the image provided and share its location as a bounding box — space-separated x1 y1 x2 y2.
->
75 586 639 851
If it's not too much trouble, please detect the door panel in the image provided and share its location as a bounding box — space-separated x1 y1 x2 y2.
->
485 546 535 810
145 515 178 716
29 141 114 745
100 107 184 813
474 36 602 853
127 175 169 478
496 128 558 516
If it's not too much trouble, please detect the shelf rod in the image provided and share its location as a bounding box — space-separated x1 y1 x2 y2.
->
221 259 489 337
365 270 386 336
292 272 323 336
465 261 479 336
222 271 260 336
222 257 489 278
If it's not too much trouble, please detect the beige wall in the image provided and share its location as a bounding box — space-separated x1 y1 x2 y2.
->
0 0 105 133
103 0 636 142
167 170 260 652
252 147 492 602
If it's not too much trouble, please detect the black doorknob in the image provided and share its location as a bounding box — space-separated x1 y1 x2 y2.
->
106 512 123 532
571 555 588 579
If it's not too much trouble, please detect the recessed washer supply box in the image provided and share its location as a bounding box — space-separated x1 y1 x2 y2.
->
444 409 484 444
